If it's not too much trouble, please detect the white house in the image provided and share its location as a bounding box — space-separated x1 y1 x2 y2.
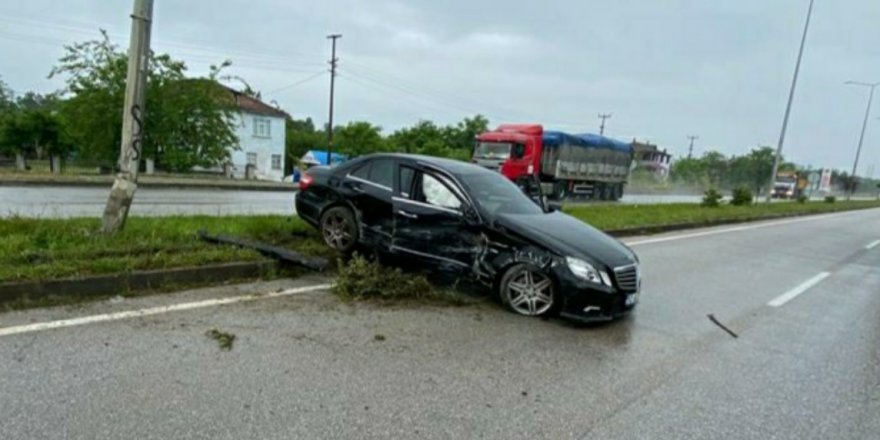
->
225 88 289 181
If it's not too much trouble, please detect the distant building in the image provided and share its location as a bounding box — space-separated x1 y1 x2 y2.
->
225 87 289 181
631 140 672 179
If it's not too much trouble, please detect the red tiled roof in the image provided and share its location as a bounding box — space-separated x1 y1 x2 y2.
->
224 86 290 119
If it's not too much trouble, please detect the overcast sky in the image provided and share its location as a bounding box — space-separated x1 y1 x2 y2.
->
1 0 879 173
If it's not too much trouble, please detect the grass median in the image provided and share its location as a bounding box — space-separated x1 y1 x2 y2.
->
564 199 880 232
2 199 878 285
0 215 328 284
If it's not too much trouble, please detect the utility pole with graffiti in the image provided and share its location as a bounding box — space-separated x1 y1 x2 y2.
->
102 0 154 233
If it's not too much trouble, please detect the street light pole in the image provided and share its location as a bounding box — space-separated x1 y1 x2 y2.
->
844 80 879 200
766 0 815 202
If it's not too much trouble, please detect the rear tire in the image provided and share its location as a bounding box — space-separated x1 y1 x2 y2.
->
499 264 557 317
320 206 359 254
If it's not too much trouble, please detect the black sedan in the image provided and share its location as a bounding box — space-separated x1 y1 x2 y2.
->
295 153 641 322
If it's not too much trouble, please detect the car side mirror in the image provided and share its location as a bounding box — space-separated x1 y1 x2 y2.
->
511 143 525 159
545 201 562 213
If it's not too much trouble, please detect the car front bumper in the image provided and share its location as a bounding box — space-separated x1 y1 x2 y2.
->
553 267 639 323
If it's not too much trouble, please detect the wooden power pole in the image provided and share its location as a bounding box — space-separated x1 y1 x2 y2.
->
598 113 612 135
102 0 153 233
326 34 341 165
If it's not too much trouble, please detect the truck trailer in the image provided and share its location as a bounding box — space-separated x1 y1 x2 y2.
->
473 124 634 200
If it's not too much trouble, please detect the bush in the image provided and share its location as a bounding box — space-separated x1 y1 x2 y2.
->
730 187 754 206
796 194 808 204
333 253 466 305
702 189 723 207
824 196 836 204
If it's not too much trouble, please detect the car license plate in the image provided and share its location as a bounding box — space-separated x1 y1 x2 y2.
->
625 293 638 306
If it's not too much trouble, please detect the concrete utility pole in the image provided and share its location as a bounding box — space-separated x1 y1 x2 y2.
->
687 135 699 159
598 113 612 135
766 0 815 202
844 80 879 200
326 34 341 166
101 0 153 233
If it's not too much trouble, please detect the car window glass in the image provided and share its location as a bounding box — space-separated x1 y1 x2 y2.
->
351 163 370 180
368 159 394 189
422 174 462 210
399 166 415 197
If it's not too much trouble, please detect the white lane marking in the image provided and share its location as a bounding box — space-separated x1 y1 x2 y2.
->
866 240 880 250
0 284 333 338
624 209 877 247
767 272 831 308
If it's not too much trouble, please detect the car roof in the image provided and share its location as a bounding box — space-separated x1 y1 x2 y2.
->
362 153 495 177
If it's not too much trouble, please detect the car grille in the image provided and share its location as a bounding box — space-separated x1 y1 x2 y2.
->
614 264 639 292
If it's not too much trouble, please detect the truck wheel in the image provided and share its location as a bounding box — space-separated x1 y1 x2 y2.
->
611 184 623 201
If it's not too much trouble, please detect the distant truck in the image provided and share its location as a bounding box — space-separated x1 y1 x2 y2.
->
473 124 634 200
771 171 807 199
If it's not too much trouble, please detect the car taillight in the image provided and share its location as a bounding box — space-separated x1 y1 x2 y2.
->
299 173 313 190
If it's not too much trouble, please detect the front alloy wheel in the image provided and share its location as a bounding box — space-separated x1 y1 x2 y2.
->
500 264 556 317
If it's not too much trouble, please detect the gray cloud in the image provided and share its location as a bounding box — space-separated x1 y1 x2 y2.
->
1 0 878 172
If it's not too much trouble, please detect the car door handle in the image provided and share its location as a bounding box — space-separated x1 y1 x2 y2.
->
351 184 365 193
397 210 418 219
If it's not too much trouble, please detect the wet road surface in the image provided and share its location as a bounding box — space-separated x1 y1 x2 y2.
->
0 186 297 218
1 208 879 439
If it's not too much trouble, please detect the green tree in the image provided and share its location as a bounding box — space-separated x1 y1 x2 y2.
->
49 31 238 171
670 156 707 186
444 114 489 152
388 120 444 154
0 93 73 171
285 117 323 174
0 76 14 114
729 146 776 199
334 121 388 157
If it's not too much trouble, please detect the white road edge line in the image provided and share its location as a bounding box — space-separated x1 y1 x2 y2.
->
866 239 880 250
0 283 333 338
624 209 877 247
767 272 831 308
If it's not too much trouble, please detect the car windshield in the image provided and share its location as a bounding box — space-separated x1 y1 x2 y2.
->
473 142 512 160
459 172 545 217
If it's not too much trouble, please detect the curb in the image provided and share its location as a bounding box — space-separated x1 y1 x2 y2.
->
0 261 278 305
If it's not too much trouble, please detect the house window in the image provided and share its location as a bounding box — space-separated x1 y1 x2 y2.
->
271 154 282 170
253 118 271 138
247 152 257 166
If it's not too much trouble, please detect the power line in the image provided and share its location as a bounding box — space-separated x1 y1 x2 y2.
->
264 70 326 94
0 13 327 68
344 60 588 127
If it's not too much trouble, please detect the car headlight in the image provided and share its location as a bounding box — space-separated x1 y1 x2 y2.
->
566 257 611 286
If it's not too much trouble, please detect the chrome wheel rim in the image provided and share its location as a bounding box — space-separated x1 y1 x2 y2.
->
506 270 553 316
322 212 353 250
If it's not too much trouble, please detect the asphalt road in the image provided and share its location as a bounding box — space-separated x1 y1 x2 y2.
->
0 186 297 218
0 185 710 218
3 185 875 218
1 208 879 439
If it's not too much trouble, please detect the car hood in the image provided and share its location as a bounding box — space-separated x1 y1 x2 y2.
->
496 212 637 269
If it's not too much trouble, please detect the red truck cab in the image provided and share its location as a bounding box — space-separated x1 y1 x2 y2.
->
473 124 543 181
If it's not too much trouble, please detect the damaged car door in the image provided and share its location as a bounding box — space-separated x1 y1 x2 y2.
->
342 158 395 248
391 165 482 271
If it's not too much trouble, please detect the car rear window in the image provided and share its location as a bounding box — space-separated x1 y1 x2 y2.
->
368 159 394 189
